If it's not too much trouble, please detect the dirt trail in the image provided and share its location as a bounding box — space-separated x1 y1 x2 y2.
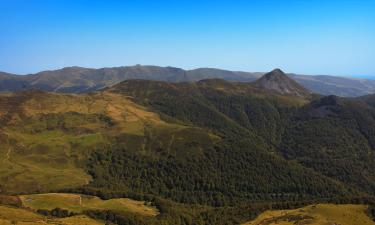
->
78 195 82 206
167 134 175 153
3 148 11 162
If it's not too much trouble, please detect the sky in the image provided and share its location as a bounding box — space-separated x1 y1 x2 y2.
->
0 0 374 78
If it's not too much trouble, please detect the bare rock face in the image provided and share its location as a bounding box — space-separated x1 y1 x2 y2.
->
254 68 311 97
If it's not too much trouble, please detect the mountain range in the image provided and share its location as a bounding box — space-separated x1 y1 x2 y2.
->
1 69 375 224
1 65 374 97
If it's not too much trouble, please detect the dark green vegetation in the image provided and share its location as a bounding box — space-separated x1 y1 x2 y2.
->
1 65 375 96
281 95 375 194
369 204 375 221
1 69 375 224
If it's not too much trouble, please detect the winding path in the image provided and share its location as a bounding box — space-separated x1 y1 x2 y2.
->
3 147 11 162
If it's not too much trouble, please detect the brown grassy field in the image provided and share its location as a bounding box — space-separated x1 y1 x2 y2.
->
0 192 159 224
0 91 188 193
20 193 159 217
0 205 104 225
242 204 375 225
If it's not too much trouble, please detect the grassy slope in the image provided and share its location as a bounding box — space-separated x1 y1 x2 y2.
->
0 205 103 225
242 204 375 225
0 90 202 194
19 193 158 216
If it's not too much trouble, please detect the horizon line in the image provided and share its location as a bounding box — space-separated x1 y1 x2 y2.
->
1 64 374 80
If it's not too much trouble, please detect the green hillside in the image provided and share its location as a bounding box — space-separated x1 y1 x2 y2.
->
280 95 375 194
108 78 375 198
0 90 196 193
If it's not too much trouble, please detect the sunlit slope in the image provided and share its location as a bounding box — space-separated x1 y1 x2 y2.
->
242 204 375 225
19 193 158 216
0 205 103 225
0 90 212 194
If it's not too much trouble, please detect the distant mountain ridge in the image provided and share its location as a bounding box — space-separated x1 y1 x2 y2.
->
1 65 374 96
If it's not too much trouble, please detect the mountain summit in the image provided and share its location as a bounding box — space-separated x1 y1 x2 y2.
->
254 68 311 97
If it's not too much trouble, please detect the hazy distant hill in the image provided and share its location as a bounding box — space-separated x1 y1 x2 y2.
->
289 73 375 97
0 65 374 96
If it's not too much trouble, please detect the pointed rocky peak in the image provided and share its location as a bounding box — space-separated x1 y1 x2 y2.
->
263 68 285 78
253 68 311 97
259 68 295 84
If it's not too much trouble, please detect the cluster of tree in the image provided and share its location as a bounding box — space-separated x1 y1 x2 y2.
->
36 207 77 218
368 204 375 222
85 139 352 207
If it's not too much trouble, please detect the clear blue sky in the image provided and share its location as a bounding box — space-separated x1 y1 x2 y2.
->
0 0 374 77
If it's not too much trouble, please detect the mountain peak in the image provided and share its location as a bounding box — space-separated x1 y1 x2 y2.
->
253 69 311 97
270 68 284 74
263 68 287 79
